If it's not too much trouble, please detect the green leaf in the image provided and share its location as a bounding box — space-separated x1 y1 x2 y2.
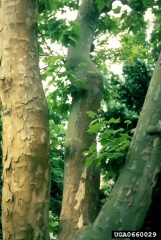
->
101 130 113 139
83 151 89 156
67 26 73 32
95 0 105 12
107 118 120 124
112 128 124 135
68 35 77 42
142 0 154 7
49 221 59 228
50 55 62 65
124 120 132 125
68 38 77 48
129 25 139 35
49 221 59 233
107 152 125 159
130 128 136 134
113 6 121 14
88 122 105 133
88 142 97 153
96 152 107 162
86 111 96 119
58 71 68 78
85 155 94 167
119 142 130 150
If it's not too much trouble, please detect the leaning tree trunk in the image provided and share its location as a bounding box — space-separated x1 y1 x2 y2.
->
0 0 50 239
76 52 161 240
57 1 104 240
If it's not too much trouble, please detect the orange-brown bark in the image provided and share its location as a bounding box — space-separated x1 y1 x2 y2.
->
0 1 50 239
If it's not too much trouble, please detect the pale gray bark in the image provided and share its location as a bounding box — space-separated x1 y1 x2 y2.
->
76 52 161 240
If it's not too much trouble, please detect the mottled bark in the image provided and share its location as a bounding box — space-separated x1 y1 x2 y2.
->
76 52 161 239
57 0 104 239
0 0 50 239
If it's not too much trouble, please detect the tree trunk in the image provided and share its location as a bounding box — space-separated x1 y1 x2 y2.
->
57 1 103 239
0 0 50 239
76 52 161 240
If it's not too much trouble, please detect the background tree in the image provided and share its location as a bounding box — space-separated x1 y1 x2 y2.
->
57 1 104 239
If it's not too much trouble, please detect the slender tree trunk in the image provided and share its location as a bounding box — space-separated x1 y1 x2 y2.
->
0 1 50 239
76 52 161 240
57 1 104 239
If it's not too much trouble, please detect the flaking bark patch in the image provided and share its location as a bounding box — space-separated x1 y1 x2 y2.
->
0 0 50 239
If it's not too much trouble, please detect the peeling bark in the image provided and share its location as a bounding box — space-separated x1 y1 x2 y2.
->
76 52 161 239
0 0 50 239
57 1 104 239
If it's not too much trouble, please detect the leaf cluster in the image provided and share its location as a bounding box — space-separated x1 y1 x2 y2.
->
84 113 132 180
39 0 79 13
49 114 65 216
49 211 59 235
